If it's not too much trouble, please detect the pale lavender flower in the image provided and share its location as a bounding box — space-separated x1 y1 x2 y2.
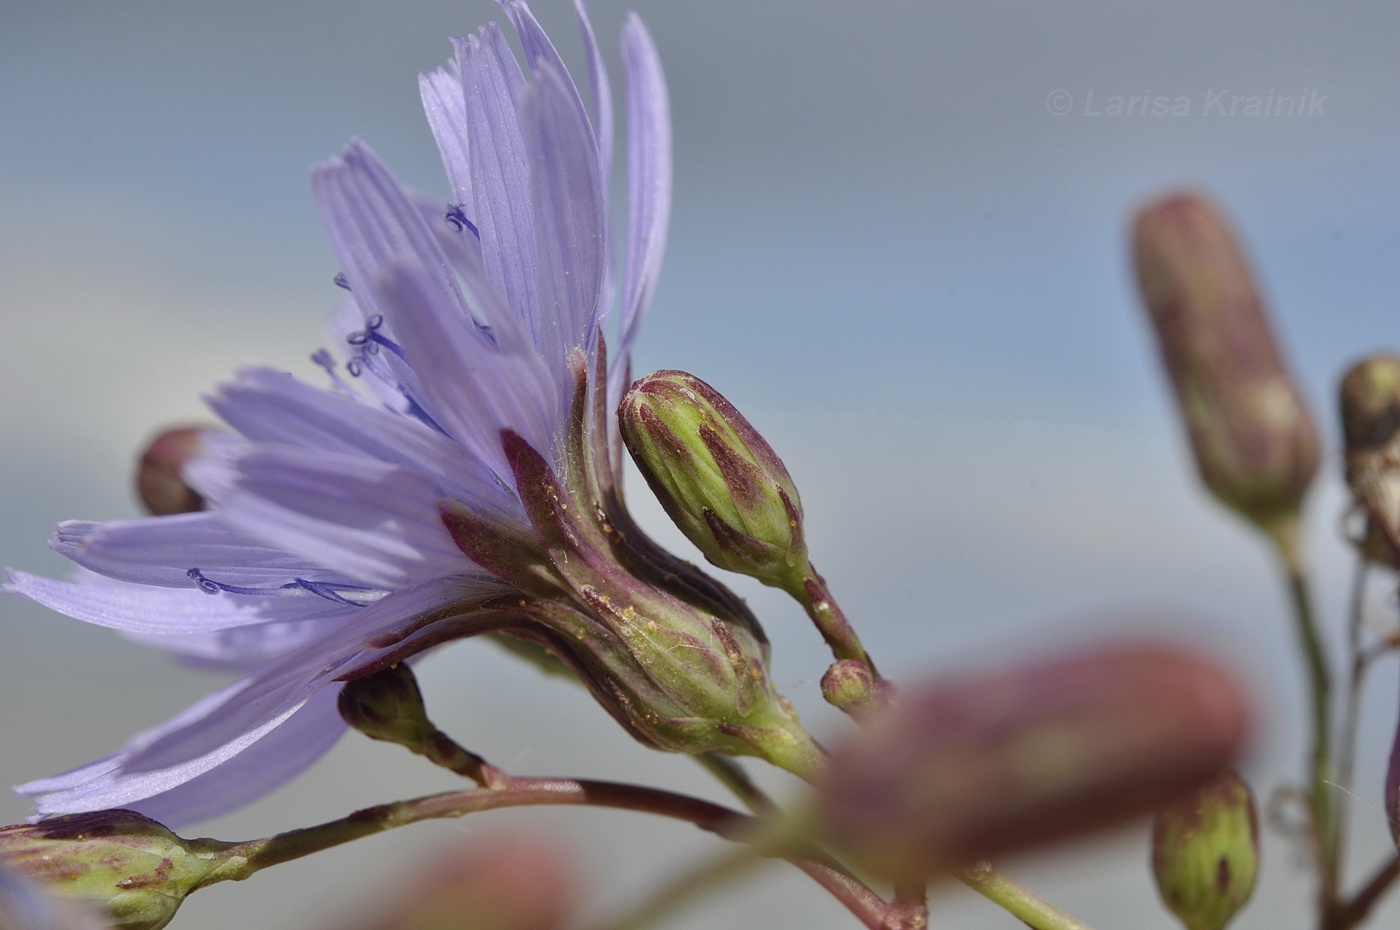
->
5 0 677 826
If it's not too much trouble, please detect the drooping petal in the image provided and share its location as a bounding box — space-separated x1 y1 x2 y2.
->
19 689 347 828
618 14 671 361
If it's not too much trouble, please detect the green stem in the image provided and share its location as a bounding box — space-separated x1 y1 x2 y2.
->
789 566 877 677
694 752 776 815
1267 516 1338 914
959 861 1097 930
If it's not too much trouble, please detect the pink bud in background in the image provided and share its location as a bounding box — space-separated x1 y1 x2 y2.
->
1133 193 1319 535
339 833 577 930
818 643 1251 884
135 427 207 516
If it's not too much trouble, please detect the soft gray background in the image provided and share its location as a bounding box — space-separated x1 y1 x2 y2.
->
3 0 1399 927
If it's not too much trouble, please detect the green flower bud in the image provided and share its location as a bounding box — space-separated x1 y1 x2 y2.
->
338 663 433 751
619 371 810 592
0 810 232 930
1339 355 1400 568
1133 193 1319 533
820 659 877 717
1151 769 1259 930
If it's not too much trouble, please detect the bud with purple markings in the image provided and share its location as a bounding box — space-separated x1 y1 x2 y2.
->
0 810 235 930
1152 769 1259 930
620 370 810 593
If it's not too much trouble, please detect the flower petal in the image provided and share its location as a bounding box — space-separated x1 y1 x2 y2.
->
618 14 671 361
419 58 474 213
212 445 470 589
3 569 347 635
459 25 541 340
520 61 606 364
209 365 519 517
50 514 349 590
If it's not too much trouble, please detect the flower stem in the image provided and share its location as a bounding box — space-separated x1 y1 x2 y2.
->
198 776 898 929
1267 516 1338 914
959 861 1097 930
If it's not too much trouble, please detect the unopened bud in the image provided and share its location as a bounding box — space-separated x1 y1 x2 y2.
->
1133 193 1319 532
338 664 433 751
818 643 1250 884
136 427 207 516
1151 769 1259 930
619 371 809 592
1339 355 1400 568
821 660 877 717
0 810 230 930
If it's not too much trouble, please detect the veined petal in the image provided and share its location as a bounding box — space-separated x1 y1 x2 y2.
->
419 59 474 212
208 365 520 518
521 62 606 364
572 0 614 200
313 140 469 331
212 445 470 589
618 13 671 361
376 261 566 472
50 514 348 590
459 25 541 338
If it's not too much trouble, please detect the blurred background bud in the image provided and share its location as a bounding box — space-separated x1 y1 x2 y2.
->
820 659 877 717
1133 193 1319 534
1339 355 1400 569
0 810 230 930
336 833 577 930
620 371 810 593
338 663 433 752
1151 769 1259 930
0 861 109 930
135 427 207 516
817 643 1251 884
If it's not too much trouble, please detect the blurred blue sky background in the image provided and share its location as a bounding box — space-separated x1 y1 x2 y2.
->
3 1 1399 927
